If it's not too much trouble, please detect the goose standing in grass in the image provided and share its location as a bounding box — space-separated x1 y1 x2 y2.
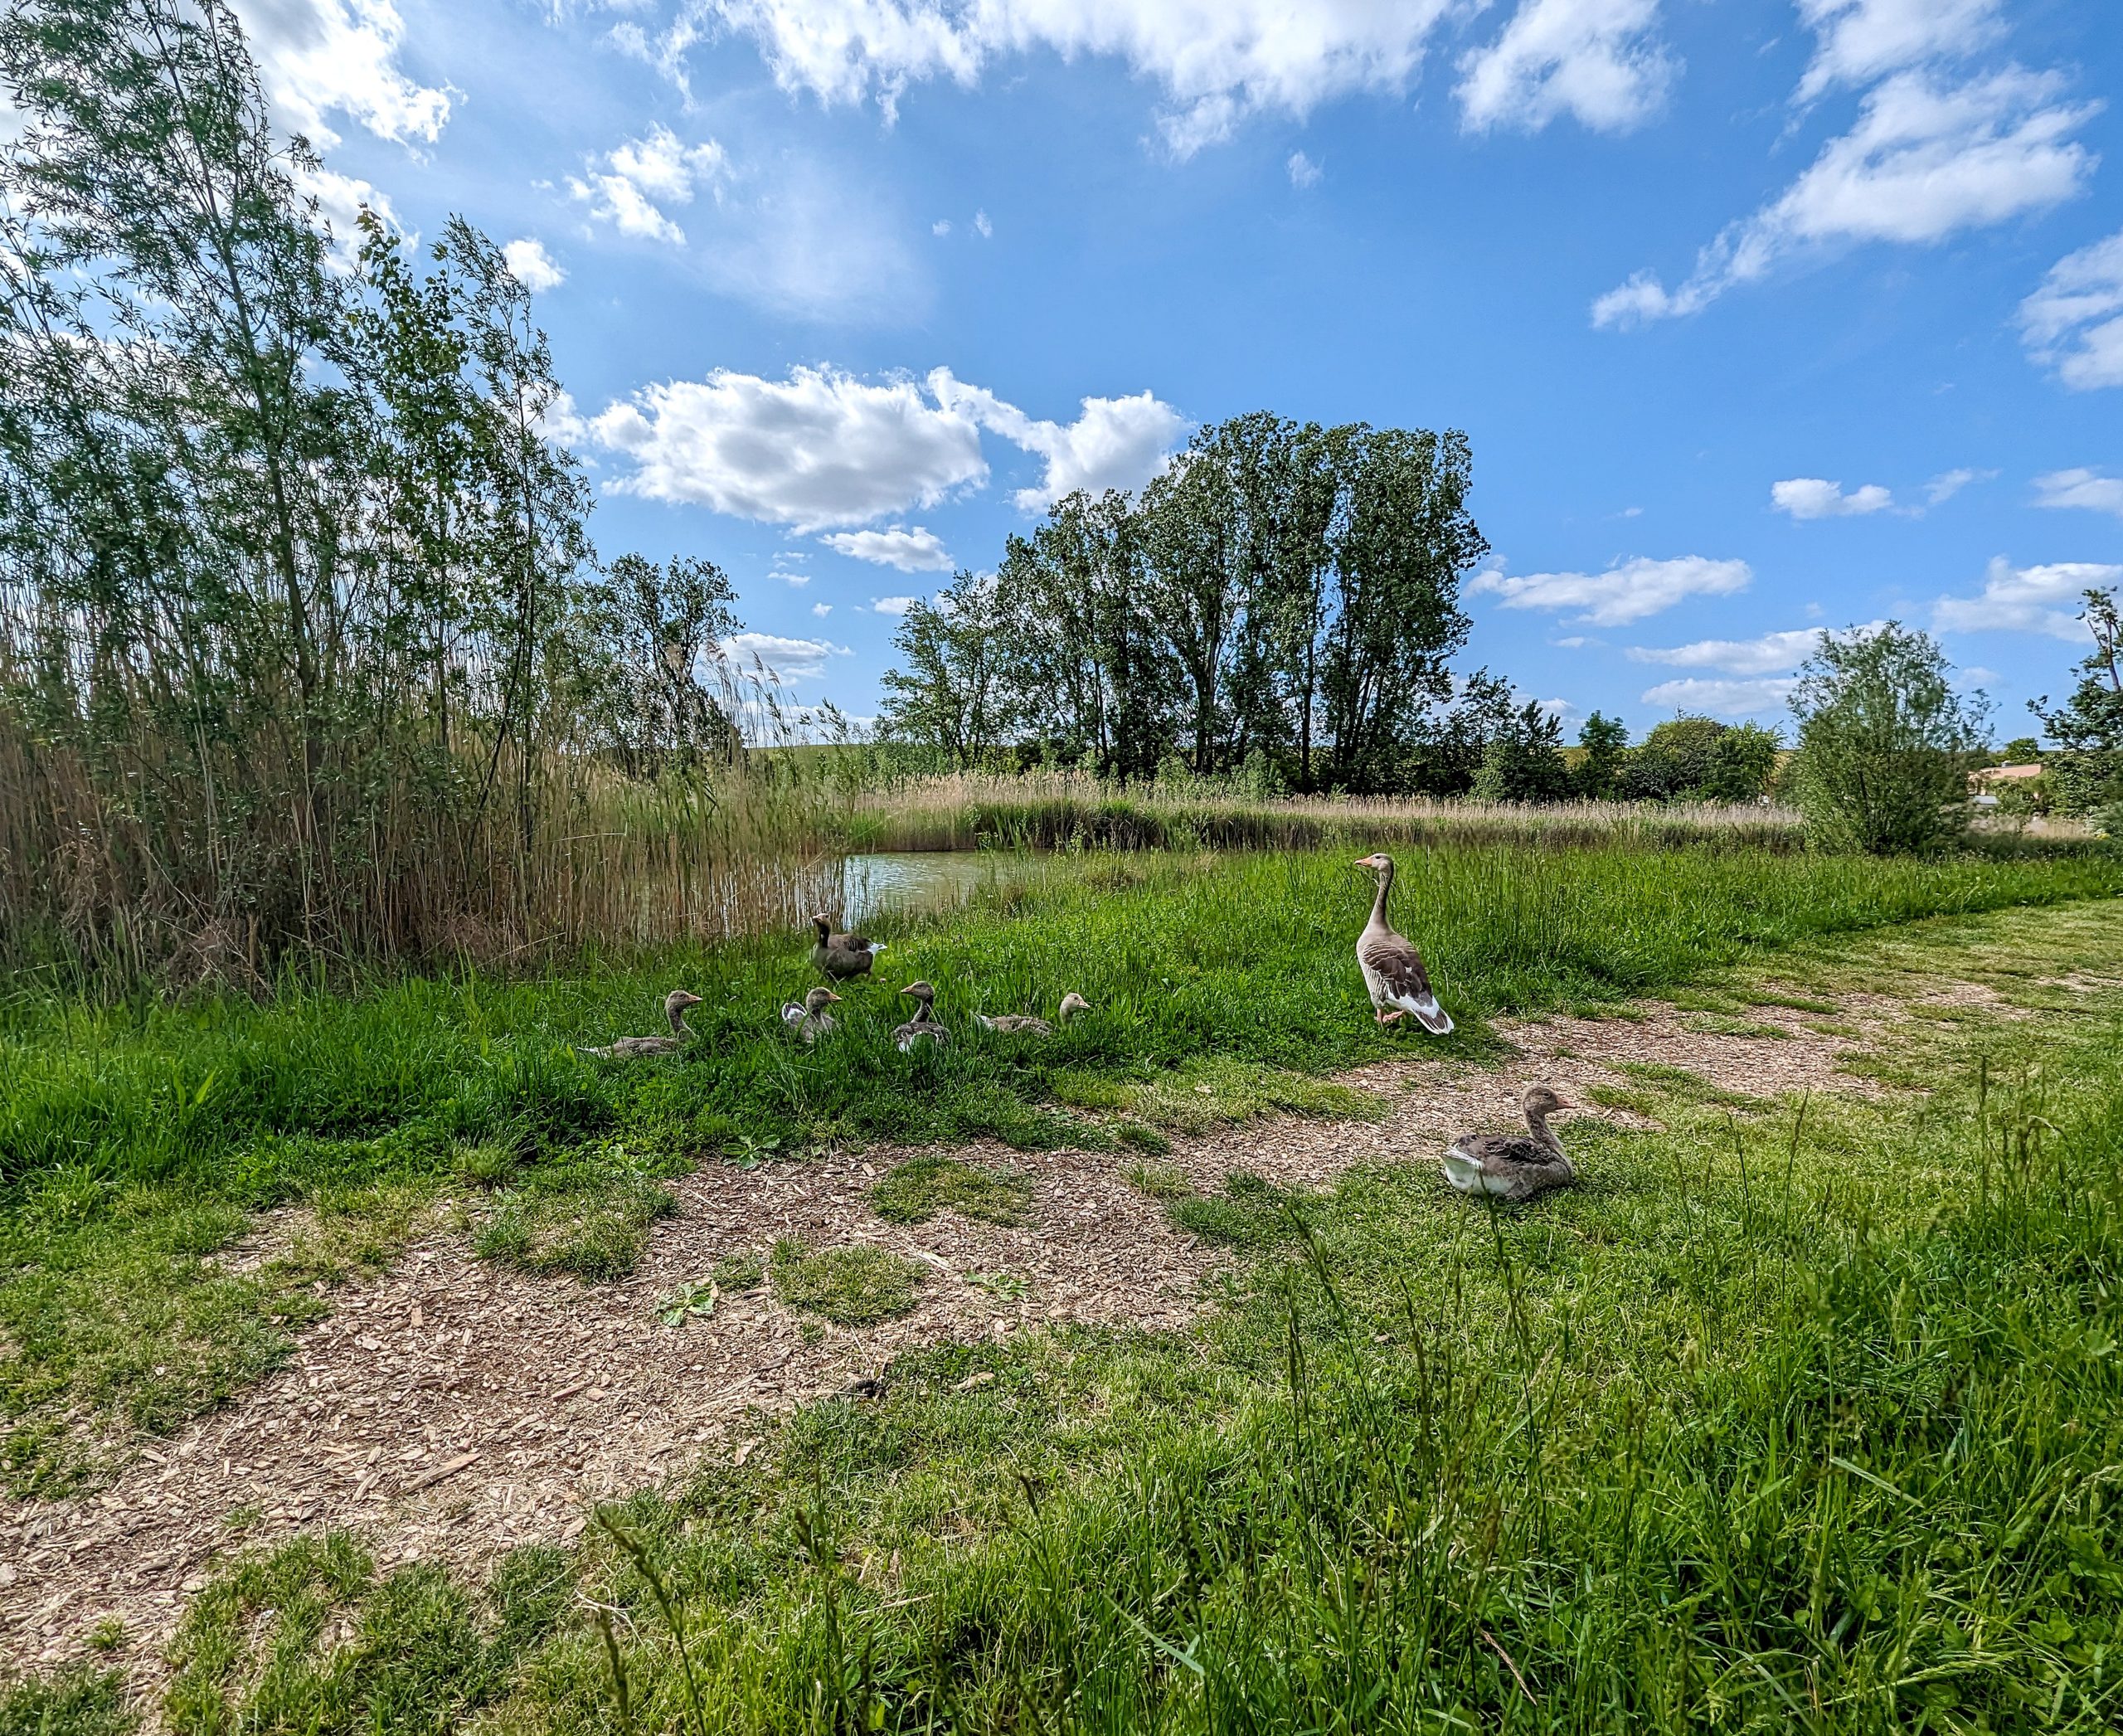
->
780 985 842 1043
891 980 950 1052
1353 852 1453 1033
578 990 702 1060
1443 1085 1576 1203
975 991 1091 1036
811 914 882 981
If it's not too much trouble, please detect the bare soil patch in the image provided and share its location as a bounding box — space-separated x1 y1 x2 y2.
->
0 990 1912 1674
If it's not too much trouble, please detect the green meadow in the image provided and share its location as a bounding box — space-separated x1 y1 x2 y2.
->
3 843 2123 1731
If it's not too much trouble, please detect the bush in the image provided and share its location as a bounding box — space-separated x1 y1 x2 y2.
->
1790 623 1987 854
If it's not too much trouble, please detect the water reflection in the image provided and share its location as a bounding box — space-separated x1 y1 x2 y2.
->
838 852 1049 926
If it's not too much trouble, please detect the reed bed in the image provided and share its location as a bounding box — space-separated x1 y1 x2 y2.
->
850 770 1810 853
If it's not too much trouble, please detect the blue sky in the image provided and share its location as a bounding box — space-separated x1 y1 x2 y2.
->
246 1 2121 739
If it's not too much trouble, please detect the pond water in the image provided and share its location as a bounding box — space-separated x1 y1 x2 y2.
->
837 851 1054 926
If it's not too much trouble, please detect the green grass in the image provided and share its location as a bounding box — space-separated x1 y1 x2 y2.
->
769 1239 924 1325
2 841 2119 1486
123 909 2123 1731
869 1155 1034 1227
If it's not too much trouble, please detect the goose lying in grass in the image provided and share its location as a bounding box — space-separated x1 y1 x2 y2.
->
1442 1085 1576 1203
1354 851 1453 1033
975 991 1090 1036
579 990 702 1060
780 985 842 1043
812 914 882 980
891 980 950 1052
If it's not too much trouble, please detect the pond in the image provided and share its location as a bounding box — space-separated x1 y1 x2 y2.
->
837 850 1056 927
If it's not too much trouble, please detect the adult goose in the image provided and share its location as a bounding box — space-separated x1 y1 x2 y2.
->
780 985 842 1043
1443 1085 1576 1204
1353 852 1453 1033
579 990 702 1060
974 992 1091 1036
891 980 950 1052
811 915 882 981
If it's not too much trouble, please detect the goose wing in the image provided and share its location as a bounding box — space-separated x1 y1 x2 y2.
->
1360 927 1453 1033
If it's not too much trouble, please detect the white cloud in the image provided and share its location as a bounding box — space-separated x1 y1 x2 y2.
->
812 601 833 616
2019 228 2123 391
718 631 851 683
1628 621 1891 676
820 527 955 571
1640 676 1799 717
1456 0 1674 135
236 0 451 150
1925 466 1985 505
1596 68 2100 328
2033 468 2123 518
973 208 993 239
1287 149 1322 188
503 237 566 292
1771 476 1894 519
683 0 1453 155
292 161 398 270
930 370 1184 508
932 218 953 235
1470 555 1751 626
591 365 1183 528
1794 0 2003 102
591 366 988 532
568 125 729 246
1933 557 2123 639
872 596 918 614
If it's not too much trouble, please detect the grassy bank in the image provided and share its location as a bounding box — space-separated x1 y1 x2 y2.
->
12 898 2122 1731
848 771 1815 853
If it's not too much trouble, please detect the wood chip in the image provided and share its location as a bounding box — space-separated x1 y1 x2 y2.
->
398 1452 479 1496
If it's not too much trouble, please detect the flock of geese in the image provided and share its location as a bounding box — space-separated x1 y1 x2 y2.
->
579 851 1577 1204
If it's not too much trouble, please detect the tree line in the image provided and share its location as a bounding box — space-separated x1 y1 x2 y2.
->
0 0 754 966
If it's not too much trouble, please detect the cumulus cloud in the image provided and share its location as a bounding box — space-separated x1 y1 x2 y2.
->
503 238 566 292
1595 67 2099 328
589 365 1182 531
812 601 833 616
932 218 952 236
930 370 1184 509
718 631 851 683
819 526 955 571
1287 150 1322 189
1639 676 1799 717
1794 0 2002 102
292 160 399 270
2033 468 2123 517
1470 555 1751 626
1771 477 1895 518
1456 0 1675 135
671 0 1453 155
568 126 728 246
590 367 987 532
236 0 451 150
1629 621 1891 677
872 596 918 614
2019 228 2123 391
1933 557 2123 639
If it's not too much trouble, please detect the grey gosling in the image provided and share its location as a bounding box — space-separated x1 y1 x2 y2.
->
811 914 882 980
578 989 702 1060
974 990 1091 1036
780 985 842 1043
1353 851 1453 1033
1442 1084 1576 1203
891 980 950 1052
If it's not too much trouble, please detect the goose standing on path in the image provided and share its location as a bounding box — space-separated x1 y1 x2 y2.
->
975 991 1091 1036
578 990 702 1060
780 985 842 1043
1443 1085 1576 1203
811 915 882 981
1353 852 1453 1033
891 980 950 1052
